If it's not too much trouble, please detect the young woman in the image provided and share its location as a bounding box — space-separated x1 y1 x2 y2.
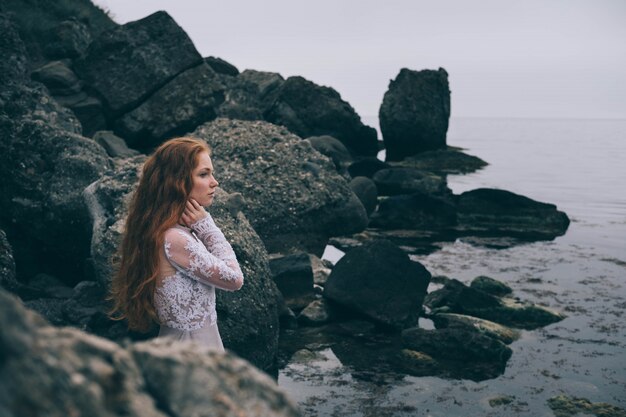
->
108 137 244 350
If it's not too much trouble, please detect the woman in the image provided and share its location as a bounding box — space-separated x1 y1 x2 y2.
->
108 137 244 350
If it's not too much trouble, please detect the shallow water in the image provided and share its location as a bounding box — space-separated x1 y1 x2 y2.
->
278 117 626 416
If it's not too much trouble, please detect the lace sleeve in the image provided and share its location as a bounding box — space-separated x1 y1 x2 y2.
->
164 228 244 292
190 214 237 261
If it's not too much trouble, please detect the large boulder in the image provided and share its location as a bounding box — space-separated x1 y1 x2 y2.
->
204 56 239 76
0 288 301 417
114 63 225 149
43 18 92 60
269 253 316 311
192 118 369 255
455 188 570 239
369 192 457 230
216 69 285 120
264 76 378 156
83 157 281 370
372 167 451 196
74 11 203 115
379 68 451 161
324 240 431 329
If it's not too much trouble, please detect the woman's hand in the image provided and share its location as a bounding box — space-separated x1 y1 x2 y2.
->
180 198 208 228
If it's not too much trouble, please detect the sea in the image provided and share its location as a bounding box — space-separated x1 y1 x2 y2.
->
277 117 626 416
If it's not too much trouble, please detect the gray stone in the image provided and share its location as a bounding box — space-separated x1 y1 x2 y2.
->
74 11 203 114
547 395 626 417
324 240 431 329
216 69 285 120
44 18 92 59
93 130 140 158
470 275 513 296
391 147 487 175
269 252 315 310
205 56 239 76
115 63 225 149
297 299 332 326
369 192 456 230
349 176 378 216
192 118 368 255
372 168 451 196
306 135 353 172
379 67 451 161
30 60 83 96
0 230 17 291
431 313 520 344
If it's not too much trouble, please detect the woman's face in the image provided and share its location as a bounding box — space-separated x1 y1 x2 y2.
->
189 151 219 207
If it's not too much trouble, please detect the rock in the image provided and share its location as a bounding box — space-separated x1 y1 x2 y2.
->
391 147 488 175
192 118 368 255
455 188 570 239
115 63 225 149
349 176 378 216
324 240 431 329
0 13 29 82
0 230 17 291
369 192 457 230
66 95 108 137
44 18 92 59
298 299 332 326
379 68 451 161
74 11 203 115
204 56 239 76
425 279 565 329
372 168 451 196
489 396 516 407
216 69 285 120
347 157 392 179
431 313 520 344
401 326 512 366
470 275 513 296
0 288 301 417
30 60 83 96
310 254 332 286
27 273 74 299
269 252 316 310
93 130 140 158
306 135 353 172
264 76 378 156
83 158 281 369
398 349 439 374
547 395 626 417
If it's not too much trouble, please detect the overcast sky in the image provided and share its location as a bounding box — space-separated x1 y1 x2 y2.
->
93 0 626 120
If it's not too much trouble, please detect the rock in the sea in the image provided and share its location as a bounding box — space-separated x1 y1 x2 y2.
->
192 118 368 255
372 167 451 196
115 63 225 149
347 157 392 179
455 188 570 239
402 326 512 366
0 288 301 417
269 252 316 310
470 275 513 296
425 279 565 329
547 395 626 417
369 192 456 230
83 158 281 369
264 76 378 156
205 56 239 76
74 11 203 115
349 176 378 216
324 240 431 329
431 312 520 344
391 147 488 175
379 68 451 161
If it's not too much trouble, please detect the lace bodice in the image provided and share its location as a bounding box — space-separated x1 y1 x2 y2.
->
154 215 244 331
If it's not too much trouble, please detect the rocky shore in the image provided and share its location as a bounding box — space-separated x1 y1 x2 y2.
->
0 2 596 416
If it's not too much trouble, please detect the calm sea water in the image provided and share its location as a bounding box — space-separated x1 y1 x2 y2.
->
279 117 626 416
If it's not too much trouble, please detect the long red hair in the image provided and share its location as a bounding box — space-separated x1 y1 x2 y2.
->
108 137 211 332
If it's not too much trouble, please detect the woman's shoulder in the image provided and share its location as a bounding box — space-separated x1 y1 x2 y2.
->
164 225 194 243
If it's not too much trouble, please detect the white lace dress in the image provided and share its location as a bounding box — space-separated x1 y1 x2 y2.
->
154 214 244 350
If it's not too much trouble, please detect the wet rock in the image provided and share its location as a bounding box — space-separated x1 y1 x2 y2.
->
547 395 626 417
0 288 301 417
298 299 332 326
83 158 281 369
31 60 83 96
306 135 353 172
369 192 457 230
372 168 451 196
310 254 332 286
115 63 225 149
216 69 285 120
349 176 378 216
93 130 140 158
379 68 450 161
324 240 431 329
0 230 17 291
348 157 391 179
455 188 570 239
391 147 487 175
205 56 239 76
192 118 368 255
431 313 520 344
44 18 92 59
74 11 203 115
425 279 565 329
489 395 516 407
470 275 513 296
264 76 378 156
402 326 512 367
398 349 439 374
269 252 316 310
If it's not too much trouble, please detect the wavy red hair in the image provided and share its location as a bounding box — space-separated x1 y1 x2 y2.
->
108 137 211 332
